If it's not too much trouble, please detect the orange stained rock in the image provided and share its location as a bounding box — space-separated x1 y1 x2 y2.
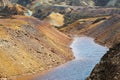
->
0 15 74 79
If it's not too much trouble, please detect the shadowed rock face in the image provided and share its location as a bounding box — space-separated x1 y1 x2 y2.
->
0 0 12 10
0 15 74 79
94 0 120 7
86 43 120 80
15 0 120 7
94 0 110 6
8 0 119 27
0 0 32 16
15 0 95 7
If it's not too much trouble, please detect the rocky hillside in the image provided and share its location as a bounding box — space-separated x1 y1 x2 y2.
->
0 0 119 80
60 14 120 80
61 14 120 48
94 0 120 7
88 15 120 47
12 0 120 7
26 1 120 27
0 15 74 79
12 0 95 7
86 43 120 80
29 5 120 27
0 0 32 16
7 0 119 27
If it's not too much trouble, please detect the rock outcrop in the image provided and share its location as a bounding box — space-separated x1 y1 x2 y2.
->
0 0 32 16
0 15 74 79
44 12 64 27
15 0 95 7
86 43 120 80
94 0 120 7
10 0 120 8
9 0 119 27
5 0 119 25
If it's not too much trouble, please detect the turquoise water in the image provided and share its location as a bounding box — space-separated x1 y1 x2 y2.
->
34 36 108 80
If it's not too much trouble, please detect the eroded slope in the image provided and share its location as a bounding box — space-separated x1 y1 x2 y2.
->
61 14 120 47
0 15 74 79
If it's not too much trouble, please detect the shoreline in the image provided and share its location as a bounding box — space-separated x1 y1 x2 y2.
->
10 36 92 80
4 35 108 80
9 59 74 80
9 37 75 80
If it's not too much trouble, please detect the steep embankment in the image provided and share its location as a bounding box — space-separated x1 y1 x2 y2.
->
0 15 74 79
60 14 120 80
61 14 120 47
87 43 120 80
87 15 120 47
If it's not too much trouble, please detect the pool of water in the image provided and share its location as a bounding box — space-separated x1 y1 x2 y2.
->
33 36 108 80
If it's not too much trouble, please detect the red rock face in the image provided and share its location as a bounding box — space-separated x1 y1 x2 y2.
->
0 15 74 79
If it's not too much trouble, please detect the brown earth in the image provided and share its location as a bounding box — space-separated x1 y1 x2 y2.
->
60 14 120 48
60 14 120 80
0 15 74 79
43 12 64 27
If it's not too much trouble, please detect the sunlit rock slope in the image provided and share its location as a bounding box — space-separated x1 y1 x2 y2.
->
0 15 74 79
61 14 120 47
60 14 120 80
